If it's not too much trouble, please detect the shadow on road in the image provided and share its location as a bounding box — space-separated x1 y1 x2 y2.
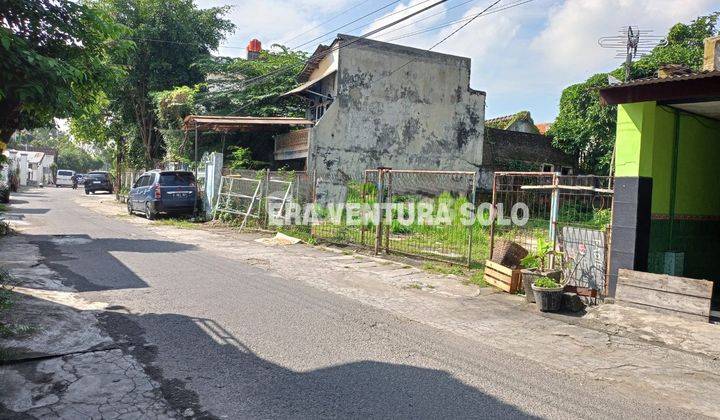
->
28 234 197 292
97 310 537 419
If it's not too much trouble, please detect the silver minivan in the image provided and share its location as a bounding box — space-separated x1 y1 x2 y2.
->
56 170 75 187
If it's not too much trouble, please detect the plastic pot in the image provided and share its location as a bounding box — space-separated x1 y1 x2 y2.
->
521 269 561 303
531 284 564 312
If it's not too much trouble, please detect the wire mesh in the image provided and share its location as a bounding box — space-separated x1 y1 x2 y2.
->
381 170 477 265
490 172 613 293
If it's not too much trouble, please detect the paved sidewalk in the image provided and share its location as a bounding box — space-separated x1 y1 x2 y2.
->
0 210 182 418
77 195 720 418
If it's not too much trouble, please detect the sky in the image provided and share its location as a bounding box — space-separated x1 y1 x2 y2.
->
196 0 719 123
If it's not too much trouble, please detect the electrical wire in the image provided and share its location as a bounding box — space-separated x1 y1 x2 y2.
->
290 0 406 50
225 0 455 115
280 0 377 45
381 0 534 43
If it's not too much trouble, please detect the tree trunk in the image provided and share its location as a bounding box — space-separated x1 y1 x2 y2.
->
0 99 21 146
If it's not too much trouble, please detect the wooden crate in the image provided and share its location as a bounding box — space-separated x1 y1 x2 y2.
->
616 269 713 322
484 260 522 293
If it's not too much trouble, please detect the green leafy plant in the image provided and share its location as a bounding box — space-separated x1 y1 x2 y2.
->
520 237 554 271
533 277 561 288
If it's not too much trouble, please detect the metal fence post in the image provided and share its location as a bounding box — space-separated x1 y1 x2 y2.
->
361 170 368 246
467 172 477 267
489 173 498 260
549 173 561 268
384 170 393 253
263 169 270 228
374 168 386 255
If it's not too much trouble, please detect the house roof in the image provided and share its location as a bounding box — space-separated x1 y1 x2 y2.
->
535 123 551 135
485 111 534 131
599 70 720 105
26 152 45 164
298 44 333 83
183 115 314 132
297 33 474 84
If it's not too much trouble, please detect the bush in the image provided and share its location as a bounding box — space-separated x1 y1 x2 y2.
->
534 276 560 288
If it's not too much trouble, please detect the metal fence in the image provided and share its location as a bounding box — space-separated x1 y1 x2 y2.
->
214 168 478 265
490 172 613 294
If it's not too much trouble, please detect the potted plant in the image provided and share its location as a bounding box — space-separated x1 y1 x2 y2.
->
520 237 561 303
531 277 564 312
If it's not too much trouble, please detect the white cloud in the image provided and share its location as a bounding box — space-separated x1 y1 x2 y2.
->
531 0 718 80
195 0 719 120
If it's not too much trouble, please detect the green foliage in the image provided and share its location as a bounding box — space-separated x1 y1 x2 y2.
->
549 73 616 174
150 46 309 162
0 0 129 145
193 46 309 117
89 0 234 165
520 237 554 271
533 276 560 288
550 12 719 175
57 144 105 173
227 146 268 171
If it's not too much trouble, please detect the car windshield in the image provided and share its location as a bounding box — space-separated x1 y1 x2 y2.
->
159 172 195 186
87 173 108 180
57 171 73 177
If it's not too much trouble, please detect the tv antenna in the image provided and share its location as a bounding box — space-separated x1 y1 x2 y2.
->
598 26 667 82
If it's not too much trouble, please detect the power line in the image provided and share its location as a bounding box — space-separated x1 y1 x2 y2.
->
290 0 405 50
380 0 504 82
226 0 454 114
336 0 477 44
380 0 533 43
280 0 376 45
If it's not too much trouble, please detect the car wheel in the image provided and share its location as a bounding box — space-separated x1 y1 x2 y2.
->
127 200 133 215
85 190 89 195
144 202 156 220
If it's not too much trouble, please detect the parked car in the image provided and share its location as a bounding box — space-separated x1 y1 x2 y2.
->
76 174 86 185
127 170 197 220
84 171 114 194
55 169 75 187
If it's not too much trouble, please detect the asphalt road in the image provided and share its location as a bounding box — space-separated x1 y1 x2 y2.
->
11 187 697 419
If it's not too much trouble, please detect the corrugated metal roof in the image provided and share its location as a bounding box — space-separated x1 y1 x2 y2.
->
601 70 720 90
183 115 314 132
599 70 720 105
283 69 336 97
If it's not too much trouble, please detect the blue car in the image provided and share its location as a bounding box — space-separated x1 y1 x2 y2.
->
127 170 198 219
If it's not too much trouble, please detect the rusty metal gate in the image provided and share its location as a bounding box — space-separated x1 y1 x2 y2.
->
489 172 614 295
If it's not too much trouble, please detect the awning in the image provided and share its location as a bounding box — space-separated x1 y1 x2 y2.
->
599 70 720 105
183 115 314 132
282 69 336 97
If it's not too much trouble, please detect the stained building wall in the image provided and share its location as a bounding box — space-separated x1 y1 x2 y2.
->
307 36 485 181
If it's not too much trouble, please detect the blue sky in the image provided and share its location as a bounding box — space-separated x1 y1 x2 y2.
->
197 0 718 123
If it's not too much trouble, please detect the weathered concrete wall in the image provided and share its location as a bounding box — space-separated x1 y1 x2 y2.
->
308 36 485 180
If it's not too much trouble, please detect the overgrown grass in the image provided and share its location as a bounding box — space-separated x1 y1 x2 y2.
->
0 270 35 342
154 218 203 229
422 261 490 288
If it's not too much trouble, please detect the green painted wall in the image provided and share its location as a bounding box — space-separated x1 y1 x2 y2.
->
615 102 720 282
615 102 656 177
646 107 720 216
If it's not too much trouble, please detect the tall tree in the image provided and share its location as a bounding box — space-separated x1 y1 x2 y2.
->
550 12 719 174
100 0 233 165
152 46 308 162
0 0 127 148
